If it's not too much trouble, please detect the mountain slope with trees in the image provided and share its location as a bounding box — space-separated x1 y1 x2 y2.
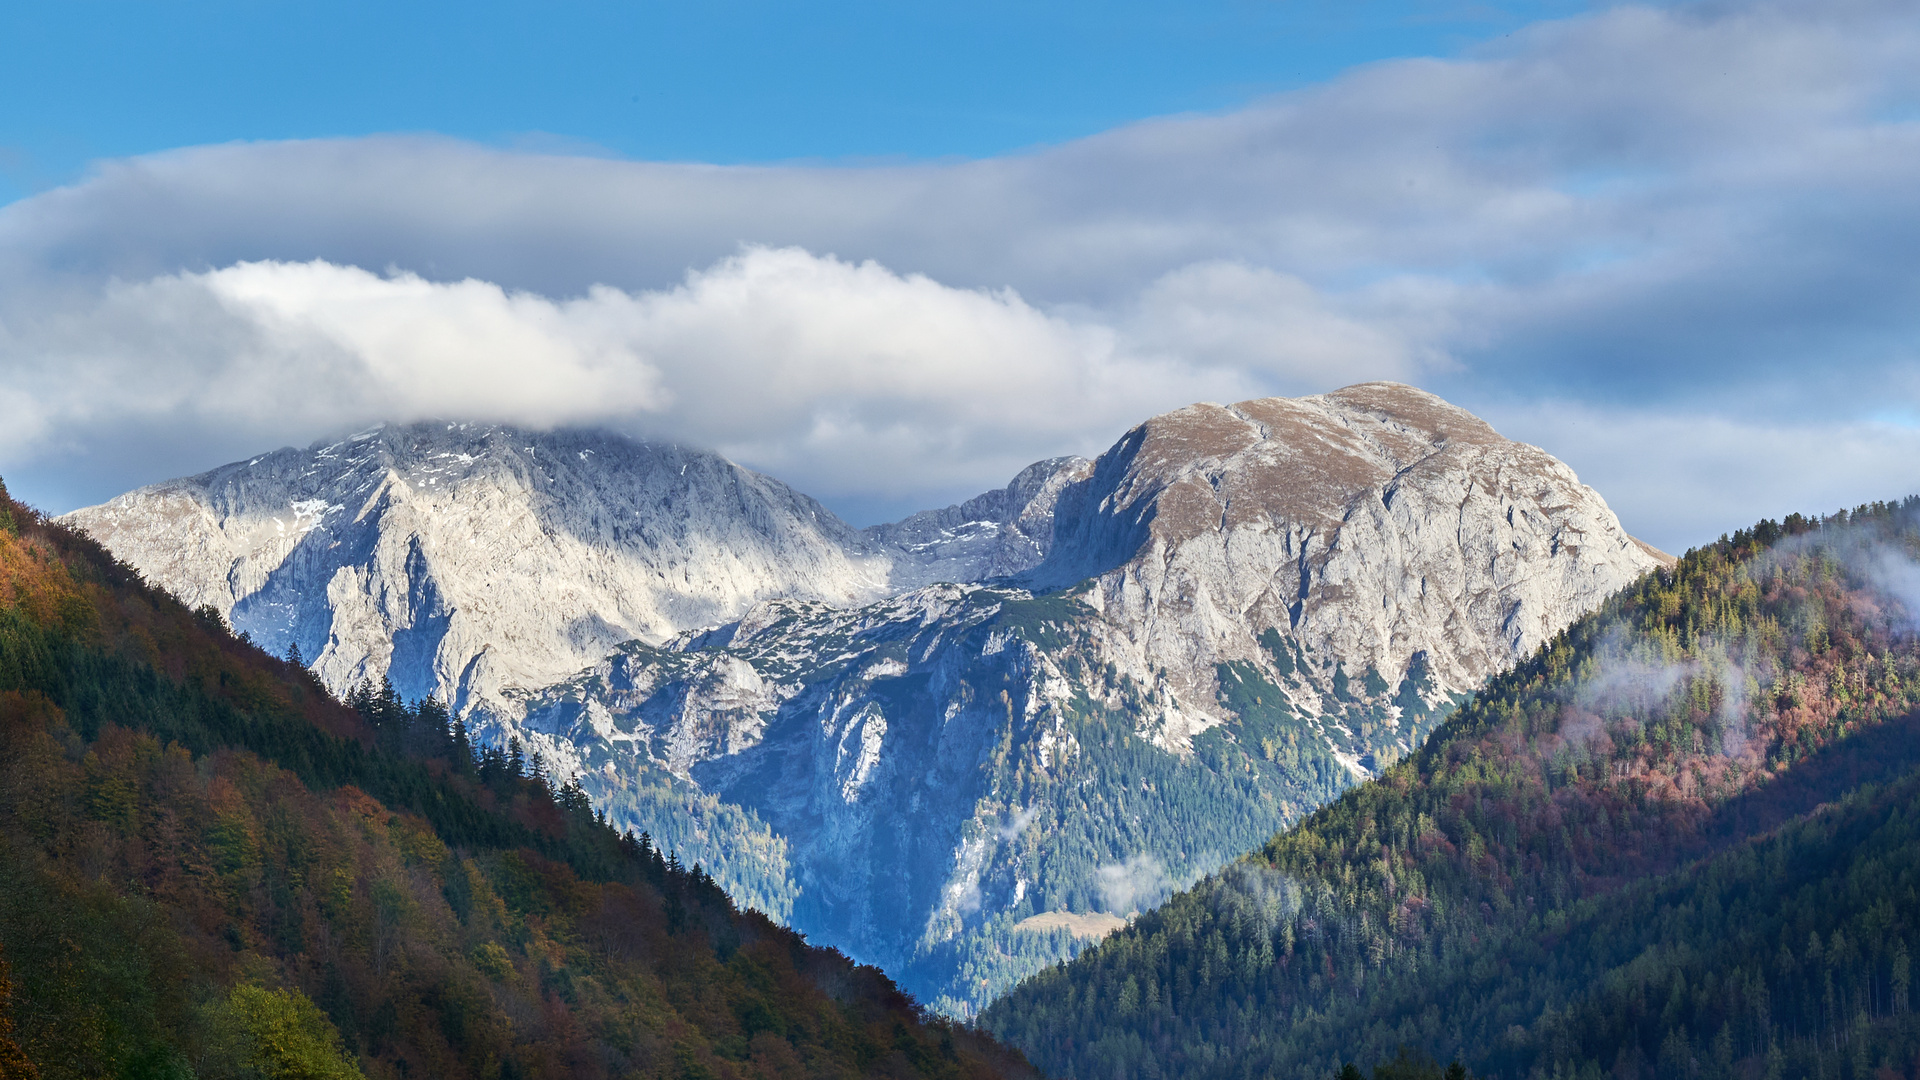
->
982 499 1920 1080
470 384 1659 1014
0 476 1034 1080
65 387 1660 1016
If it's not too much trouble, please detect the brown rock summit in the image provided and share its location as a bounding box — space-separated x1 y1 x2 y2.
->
1037 382 1662 742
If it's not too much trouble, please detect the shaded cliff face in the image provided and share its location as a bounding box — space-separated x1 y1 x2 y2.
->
495 582 1336 1018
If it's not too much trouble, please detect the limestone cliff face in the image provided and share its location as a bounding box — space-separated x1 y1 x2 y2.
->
61 385 1665 1018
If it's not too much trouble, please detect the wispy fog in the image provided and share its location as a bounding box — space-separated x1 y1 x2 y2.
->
1096 855 1174 916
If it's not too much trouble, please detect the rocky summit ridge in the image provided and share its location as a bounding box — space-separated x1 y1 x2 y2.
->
60 422 1081 713
1027 382 1670 750
60 383 1666 1014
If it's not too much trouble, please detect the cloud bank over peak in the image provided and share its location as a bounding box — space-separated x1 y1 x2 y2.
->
1 0 1917 546
0 248 1425 517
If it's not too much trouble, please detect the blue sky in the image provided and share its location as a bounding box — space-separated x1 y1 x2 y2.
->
2 0 1585 201
1 0 1917 552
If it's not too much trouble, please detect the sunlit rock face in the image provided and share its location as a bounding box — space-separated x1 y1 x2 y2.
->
63 385 1664 1015
60 423 895 710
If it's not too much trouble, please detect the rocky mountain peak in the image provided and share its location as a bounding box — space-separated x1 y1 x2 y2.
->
61 421 1098 714
1039 383 1500 580
863 455 1094 587
60 386 1666 1016
1035 382 1663 744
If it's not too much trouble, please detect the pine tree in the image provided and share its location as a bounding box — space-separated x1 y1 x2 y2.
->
450 717 474 774
1894 941 1911 1015
347 679 374 720
415 696 451 758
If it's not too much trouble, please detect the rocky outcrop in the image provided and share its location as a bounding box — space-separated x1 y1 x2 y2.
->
869 456 1094 588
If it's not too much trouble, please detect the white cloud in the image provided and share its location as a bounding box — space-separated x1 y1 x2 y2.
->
1485 402 1920 554
200 262 669 423
1124 262 1458 381
0 261 660 458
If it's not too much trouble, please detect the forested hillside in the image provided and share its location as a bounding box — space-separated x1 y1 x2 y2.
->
0 476 1035 1080
983 499 1920 1080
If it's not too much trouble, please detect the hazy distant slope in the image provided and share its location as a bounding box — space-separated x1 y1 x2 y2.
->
868 456 1094 586
982 499 1920 1080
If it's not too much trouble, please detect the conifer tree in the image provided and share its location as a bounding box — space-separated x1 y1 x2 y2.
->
450 717 474 774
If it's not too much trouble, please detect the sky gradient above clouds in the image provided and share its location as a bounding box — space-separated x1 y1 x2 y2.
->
1 0 1917 552
0 0 1590 202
